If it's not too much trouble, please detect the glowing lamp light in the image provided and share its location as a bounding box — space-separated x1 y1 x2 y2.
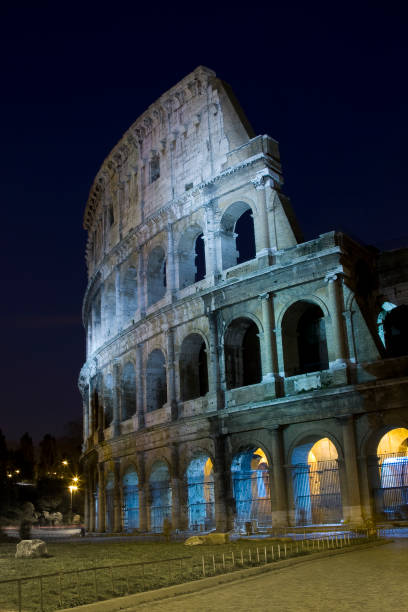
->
62 460 68 466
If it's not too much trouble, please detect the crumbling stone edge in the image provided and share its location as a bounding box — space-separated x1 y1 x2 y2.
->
60 539 390 612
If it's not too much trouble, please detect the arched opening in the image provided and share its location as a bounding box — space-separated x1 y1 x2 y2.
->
93 480 99 531
383 305 408 357
103 374 114 428
122 264 138 327
146 350 167 412
105 472 115 532
93 291 102 348
91 379 100 433
375 428 408 520
179 334 209 401
224 318 262 390
178 227 206 288
290 438 342 525
282 301 329 376
186 456 215 531
149 461 172 532
231 448 272 531
221 202 256 270
122 362 136 420
122 467 139 531
147 246 166 306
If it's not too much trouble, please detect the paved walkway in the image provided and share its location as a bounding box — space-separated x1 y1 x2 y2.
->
126 540 408 612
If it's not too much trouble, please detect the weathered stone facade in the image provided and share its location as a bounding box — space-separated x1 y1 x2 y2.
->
79 66 408 533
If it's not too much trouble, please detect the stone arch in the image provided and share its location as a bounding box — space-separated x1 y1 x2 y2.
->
149 460 172 532
289 434 342 526
367 426 408 521
105 471 115 531
178 225 206 288
179 333 209 401
230 446 272 530
220 201 256 270
281 300 329 376
122 361 137 420
383 304 408 357
122 465 139 531
146 349 167 412
224 317 262 389
186 454 215 530
147 245 166 306
122 260 138 327
103 373 114 428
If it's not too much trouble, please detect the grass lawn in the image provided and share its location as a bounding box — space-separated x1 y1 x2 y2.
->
0 535 362 611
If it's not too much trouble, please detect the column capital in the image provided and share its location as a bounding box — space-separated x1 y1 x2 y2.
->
324 269 343 283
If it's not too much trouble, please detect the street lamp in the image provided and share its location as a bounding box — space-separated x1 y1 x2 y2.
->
68 484 78 523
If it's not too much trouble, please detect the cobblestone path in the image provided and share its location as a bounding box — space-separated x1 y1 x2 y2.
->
132 540 408 611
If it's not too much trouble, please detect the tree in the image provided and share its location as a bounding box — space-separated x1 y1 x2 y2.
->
14 433 34 480
38 434 58 478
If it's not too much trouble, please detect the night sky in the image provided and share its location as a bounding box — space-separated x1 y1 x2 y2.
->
1 1 407 443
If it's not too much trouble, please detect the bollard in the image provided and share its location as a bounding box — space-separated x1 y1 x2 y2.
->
232 552 235 567
222 553 225 569
256 547 260 563
202 556 206 577
241 550 244 566
212 555 216 573
264 546 267 563
271 546 274 560
278 544 281 559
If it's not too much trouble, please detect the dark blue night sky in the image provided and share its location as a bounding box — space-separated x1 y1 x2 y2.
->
1 1 407 442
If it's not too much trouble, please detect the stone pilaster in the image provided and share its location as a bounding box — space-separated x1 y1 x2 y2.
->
97 463 106 533
340 415 363 525
166 329 178 420
251 174 271 257
167 223 176 300
326 273 348 366
270 426 288 527
207 311 224 410
213 435 234 532
113 460 122 533
258 293 281 395
112 361 121 437
115 266 121 333
137 247 146 317
136 344 145 428
203 200 219 279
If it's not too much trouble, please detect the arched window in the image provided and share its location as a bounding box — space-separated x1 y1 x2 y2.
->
103 373 114 428
377 302 396 347
146 350 167 412
290 438 342 525
149 461 171 532
147 246 166 306
224 318 262 390
383 305 408 357
179 334 209 401
178 226 206 288
103 280 116 339
186 456 215 530
122 362 136 420
123 467 139 531
282 302 329 376
231 448 272 530
221 202 256 270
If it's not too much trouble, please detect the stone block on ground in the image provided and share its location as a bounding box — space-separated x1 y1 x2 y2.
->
184 532 230 546
15 539 48 558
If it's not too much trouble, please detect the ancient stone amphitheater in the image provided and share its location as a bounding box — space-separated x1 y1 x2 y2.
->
79 66 408 534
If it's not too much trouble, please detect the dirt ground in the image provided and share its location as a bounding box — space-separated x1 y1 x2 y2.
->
129 539 408 612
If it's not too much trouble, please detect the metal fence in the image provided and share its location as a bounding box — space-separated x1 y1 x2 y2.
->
375 453 408 520
0 534 377 612
291 460 342 525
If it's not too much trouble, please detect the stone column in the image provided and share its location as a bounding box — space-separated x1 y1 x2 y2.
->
137 247 146 317
88 473 95 531
166 329 178 420
87 312 93 357
270 426 288 527
97 463 106 533
251 175 271 257
326 273 348 365
340 416 363 525
203 200 219 279
170 443 182 530
112 361 121 438
213 435 234 532
83 482 89 530
167 223 176 300
259 293 280 384
137 451 148 532
82 392 89 452
113 460 122 533
115 266 121 333
207 311 224 410
358 454 374 522
136 344 145 428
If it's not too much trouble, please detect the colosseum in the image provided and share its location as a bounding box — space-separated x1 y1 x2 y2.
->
79 66 408 534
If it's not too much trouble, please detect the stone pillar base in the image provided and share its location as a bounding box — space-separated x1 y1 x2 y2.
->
271 510 288 528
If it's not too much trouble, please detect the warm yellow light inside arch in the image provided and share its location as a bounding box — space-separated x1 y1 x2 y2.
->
377 428 408 456
308 438 338 464
204 457 213 477
254 448 268 465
